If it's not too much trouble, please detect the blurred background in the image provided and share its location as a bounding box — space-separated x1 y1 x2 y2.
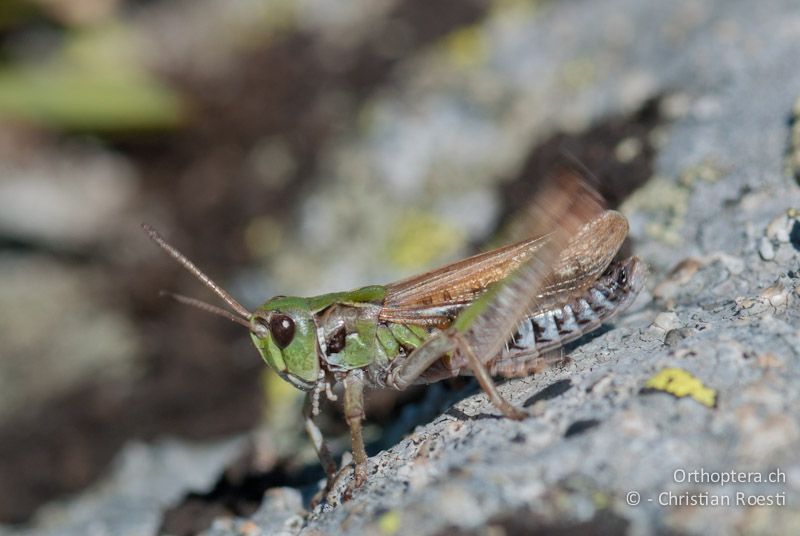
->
1 0 790 534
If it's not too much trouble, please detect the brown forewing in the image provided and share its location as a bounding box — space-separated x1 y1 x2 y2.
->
379 210 628 325
380 233 549 324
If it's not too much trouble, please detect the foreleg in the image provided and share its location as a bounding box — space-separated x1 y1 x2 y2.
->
303 392 337 483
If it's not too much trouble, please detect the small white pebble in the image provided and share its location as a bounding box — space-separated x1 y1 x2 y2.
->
765 212 796 243
761 281 790 308
758 237 775 261
652 311 680 332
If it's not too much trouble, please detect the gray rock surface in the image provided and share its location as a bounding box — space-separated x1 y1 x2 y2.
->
0 438 243 536
204 488 305 536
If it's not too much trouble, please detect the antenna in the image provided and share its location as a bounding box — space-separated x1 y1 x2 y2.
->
159 291 252 328
142 223 252 321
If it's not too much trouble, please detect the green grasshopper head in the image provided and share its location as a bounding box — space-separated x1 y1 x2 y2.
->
250 297 319 390
143 224 319 392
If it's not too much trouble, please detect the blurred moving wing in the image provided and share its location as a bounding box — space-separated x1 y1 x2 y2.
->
457 175 609 364
381 184 627 326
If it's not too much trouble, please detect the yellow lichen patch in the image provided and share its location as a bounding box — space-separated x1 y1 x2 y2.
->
592 491 611 510
443 25 487 69
387 211 465 270
643 367 717 408
619 176 689 246
679 158 724 186
378 510 401 534
561 57 597 90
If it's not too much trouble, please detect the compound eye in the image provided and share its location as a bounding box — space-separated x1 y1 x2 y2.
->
269 314 295 349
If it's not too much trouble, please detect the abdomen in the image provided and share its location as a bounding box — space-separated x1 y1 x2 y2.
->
488 256 645 376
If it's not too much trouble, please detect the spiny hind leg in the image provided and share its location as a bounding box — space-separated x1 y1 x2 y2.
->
452 331 527 420
387 328 528 420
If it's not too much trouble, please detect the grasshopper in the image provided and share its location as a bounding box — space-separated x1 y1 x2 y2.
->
143 177 645 491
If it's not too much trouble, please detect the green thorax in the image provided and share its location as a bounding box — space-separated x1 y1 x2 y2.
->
313 285 388 371
249 285 387 387
250 283 436 387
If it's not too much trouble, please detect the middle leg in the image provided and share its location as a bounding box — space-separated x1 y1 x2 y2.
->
343 370 369 487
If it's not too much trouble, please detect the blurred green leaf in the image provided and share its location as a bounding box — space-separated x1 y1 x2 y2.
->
0 22 184 131
0 66 183 131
